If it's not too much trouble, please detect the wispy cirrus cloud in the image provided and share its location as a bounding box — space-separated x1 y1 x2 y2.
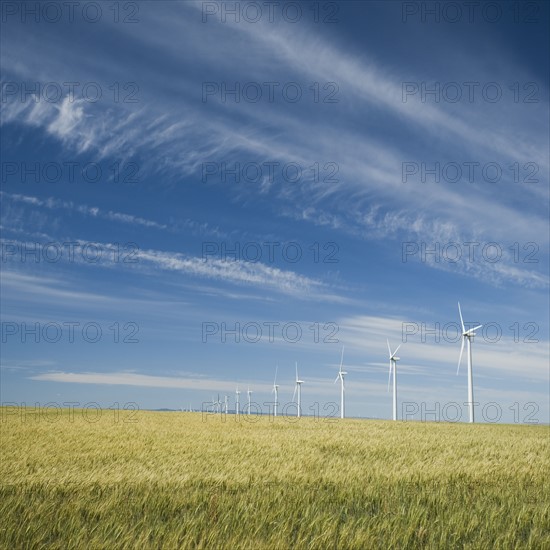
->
1 242 339 301
1 191 167 229
288 205 549 289
1 192 230 238
1 1 547 293
29 370 272 394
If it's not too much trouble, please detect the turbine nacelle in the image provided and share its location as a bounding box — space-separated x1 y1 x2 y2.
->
272 366 279 392
457 303 483 376
387 339 401 361
462 325 482 338
386 339 402 397
294 361 304 386
334 346 346 381
334 371 347 383
292 363 304 405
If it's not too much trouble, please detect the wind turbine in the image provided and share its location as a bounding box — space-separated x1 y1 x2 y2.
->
247 386 253 416
224 395 228 415
216 393 222 415
457 302 483 423
235 387 241 416
272 365 279 417
387 339 401 421
334 346 347 419
292 362 304 418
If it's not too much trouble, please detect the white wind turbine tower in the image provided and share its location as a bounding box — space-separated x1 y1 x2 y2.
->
247 386 253 416
387 339 401 421
272 366 279 417
235 387 241 416
292 362 304 418
334 346 347 419
457 302 483 423
224 395 228 415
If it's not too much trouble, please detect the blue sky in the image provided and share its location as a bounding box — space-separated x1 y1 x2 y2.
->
1 1 548 423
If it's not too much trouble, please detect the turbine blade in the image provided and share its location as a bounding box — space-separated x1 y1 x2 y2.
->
339 345 345 372
470 325 483 332
394 344 401 356
292 384 297 402
274 365 278 385
457 337 465 375
387 361 392 392
458 302 465 332
295 362 298 382
387 338 392 359
334 375 339 384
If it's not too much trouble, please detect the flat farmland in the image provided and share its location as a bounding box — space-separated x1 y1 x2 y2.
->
1 408 548 549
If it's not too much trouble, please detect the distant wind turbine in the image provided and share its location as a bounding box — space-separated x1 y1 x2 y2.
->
272 366 279 417
235 387 241 416
292 362 304 418
224 395 228 415
457 302 483 423
247 386 253 416
334 346 347 419
387 339 401 421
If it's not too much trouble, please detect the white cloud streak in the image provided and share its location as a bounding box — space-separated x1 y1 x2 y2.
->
1 4 548 290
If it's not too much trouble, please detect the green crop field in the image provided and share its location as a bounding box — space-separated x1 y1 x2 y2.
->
1 407 548 549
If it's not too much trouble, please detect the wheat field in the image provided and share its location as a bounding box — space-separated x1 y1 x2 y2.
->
1 407 548 549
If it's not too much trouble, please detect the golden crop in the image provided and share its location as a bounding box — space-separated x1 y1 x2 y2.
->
1 407 548 549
